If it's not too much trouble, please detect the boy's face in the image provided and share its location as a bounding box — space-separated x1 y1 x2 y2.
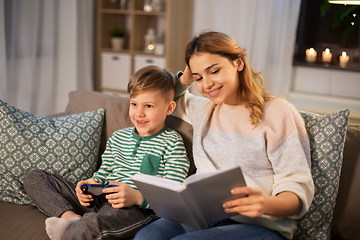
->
129 89 176 137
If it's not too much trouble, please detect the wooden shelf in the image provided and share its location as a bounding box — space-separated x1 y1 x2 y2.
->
96 0 193 92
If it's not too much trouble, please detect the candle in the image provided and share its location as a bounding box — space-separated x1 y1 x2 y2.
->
322 48 332 63
339 51 349 67
306 48 317 63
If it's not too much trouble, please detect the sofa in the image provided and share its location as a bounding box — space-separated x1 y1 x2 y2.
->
0 90 359 240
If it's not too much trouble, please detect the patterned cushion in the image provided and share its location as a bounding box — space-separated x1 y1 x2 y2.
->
294 109 350 240
0 99 104 205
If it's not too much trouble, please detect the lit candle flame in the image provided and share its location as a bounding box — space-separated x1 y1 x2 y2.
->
342 51 347 58
325 48 330 55
148 44 154 50
310 48 315 54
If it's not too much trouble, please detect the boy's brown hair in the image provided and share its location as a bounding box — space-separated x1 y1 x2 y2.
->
127 65 175 102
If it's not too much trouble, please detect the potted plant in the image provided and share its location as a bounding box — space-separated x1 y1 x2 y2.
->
110 28 125 50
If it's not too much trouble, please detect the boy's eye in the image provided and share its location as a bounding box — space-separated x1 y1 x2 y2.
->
130 102 137 107
146 104 153 108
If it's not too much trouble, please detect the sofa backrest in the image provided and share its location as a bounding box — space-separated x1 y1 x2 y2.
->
331 122 360 239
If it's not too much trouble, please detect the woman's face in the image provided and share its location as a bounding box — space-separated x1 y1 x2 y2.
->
189 53 244 105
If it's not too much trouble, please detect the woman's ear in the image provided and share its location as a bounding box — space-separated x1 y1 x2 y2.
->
166 101 176 115
236 58 244 72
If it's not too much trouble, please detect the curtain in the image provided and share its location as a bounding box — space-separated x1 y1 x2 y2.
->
0 0 94 116
191 0 301 98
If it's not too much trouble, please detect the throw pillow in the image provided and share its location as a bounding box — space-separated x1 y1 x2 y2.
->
0 99 105 205
293 109 350 240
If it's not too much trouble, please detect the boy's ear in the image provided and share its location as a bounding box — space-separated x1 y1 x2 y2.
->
166 101 176 116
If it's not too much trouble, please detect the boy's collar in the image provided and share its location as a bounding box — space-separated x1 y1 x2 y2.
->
131 125 168 140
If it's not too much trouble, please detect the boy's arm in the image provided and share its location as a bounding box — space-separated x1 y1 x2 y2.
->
92 138 114 184
163 135 190 183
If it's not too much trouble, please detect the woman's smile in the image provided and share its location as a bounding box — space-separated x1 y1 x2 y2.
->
207 86 223 98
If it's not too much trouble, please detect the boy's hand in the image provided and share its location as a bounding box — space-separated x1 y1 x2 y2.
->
104 181 144 209
75 178 98 207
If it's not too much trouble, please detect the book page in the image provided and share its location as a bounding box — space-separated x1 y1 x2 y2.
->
186 166 246 224
131 176 206 229
131 174 185 192
183 171 217 185
184 165 243 185
131 166 246 229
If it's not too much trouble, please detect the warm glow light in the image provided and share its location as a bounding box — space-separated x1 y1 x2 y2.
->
328 0 360 4
322 48 332 63
306 48 317 63
339 51 349 67
147 44 154 50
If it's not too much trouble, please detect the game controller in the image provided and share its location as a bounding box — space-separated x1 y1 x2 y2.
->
80 184 116 208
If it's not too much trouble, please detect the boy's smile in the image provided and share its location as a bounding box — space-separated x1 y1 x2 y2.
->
129 89 175 137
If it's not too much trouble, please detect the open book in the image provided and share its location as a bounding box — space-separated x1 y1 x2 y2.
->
131 166 246 229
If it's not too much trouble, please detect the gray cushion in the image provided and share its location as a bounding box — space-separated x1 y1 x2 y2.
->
294 109 350 240
0 99 104 205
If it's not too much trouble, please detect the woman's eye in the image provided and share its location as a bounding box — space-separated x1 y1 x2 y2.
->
211 69 219 74
195 77 203 82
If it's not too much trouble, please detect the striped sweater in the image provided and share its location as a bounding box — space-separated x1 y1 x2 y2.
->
92 126 190 208
173 73 314 239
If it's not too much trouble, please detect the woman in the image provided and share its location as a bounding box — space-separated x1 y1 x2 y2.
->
134 31 314 240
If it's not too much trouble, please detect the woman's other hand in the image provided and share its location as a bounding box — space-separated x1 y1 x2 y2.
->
179 65 194 86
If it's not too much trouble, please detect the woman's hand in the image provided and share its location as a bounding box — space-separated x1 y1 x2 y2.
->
75 178 98 207
223 187 300 218
179 65 194 86
103 181 144 209
223 186 267 218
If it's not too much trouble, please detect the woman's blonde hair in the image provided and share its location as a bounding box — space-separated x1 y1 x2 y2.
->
185 31 270 126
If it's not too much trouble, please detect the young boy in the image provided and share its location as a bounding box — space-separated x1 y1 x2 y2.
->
23 65 190 240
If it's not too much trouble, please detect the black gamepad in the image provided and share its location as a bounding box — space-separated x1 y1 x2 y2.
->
80 184 116 207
